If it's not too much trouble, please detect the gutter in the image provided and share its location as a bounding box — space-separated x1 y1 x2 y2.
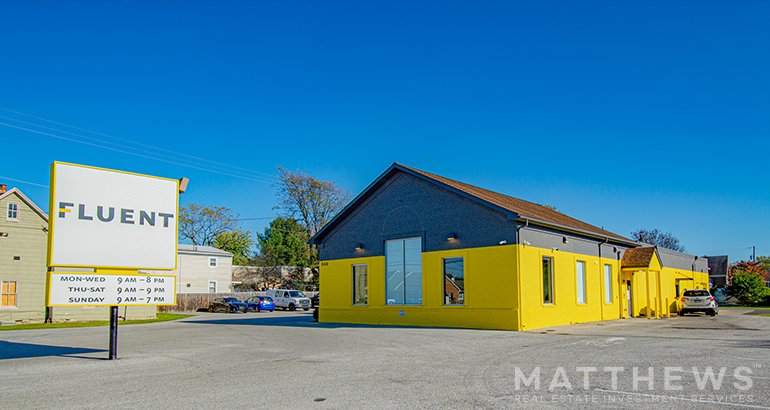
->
514 216 638 247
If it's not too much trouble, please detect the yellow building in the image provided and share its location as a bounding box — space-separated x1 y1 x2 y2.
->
309 164 709 331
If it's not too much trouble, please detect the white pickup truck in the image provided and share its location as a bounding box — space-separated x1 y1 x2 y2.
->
265 289 312 311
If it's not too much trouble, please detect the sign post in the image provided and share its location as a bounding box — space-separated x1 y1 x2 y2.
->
109 306 118 360
46 162 181 360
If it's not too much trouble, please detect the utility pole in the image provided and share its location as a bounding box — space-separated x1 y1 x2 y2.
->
752 246 756 262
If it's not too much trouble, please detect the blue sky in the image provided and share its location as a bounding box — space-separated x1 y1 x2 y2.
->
2 1 768 263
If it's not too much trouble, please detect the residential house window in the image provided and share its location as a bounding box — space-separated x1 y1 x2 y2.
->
576 261 586 304
209 257 217 267
1 280 17 308
208 281 216 293
353 264 367 305
7 203 18 221
443 257 464 305
604 264 613 303
543 257 554 304
385 237 422 305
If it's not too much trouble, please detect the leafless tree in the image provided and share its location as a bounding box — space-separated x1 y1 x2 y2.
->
274 167 352 236
179 203 239 246
630 228 686 252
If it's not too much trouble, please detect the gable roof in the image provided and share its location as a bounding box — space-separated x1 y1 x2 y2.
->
621 246 660 268
310 163 634 245
0 187 48 222
178 244 232 257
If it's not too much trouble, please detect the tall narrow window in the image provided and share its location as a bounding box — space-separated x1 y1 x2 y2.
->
386 237 422 305
7 203 18 221
353 264 368 305
576 261 586 304
604 264 613 303
209 257 217 267
208 281 216 293
1 280 17 307
443 257 464 305
543 257 554 304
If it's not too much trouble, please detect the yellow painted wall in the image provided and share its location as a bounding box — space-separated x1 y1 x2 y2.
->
320 242 707 331
517 245 622 330
319 245 520 331
623 266 706 317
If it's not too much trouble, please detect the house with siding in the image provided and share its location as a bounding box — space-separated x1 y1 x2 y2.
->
0 184 156 324
142 245 233 293
309 164 709 331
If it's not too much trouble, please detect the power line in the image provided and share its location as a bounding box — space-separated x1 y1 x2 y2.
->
0 176 49 188
0 115 275 183
0 107 279 181
0 122 274 184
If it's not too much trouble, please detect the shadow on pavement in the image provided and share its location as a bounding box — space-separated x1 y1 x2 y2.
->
0 340 106 360
181 313 475 331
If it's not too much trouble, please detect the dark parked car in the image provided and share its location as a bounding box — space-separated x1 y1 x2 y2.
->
208 297 248 313
245 296 275 312
310 293 319 308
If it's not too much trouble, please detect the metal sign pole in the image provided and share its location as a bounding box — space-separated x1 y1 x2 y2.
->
109 306 118 360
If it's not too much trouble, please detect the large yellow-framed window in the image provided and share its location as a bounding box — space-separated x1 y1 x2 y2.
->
353 264 368 305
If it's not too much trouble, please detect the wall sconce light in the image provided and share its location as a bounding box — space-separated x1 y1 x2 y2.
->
355 243 364 250
499 240 508 245
562 237 569 244
523 240 531 246
447 233 457 240
0 232 8 237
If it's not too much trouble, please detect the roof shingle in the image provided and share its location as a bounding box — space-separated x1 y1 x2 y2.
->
398 164 630 242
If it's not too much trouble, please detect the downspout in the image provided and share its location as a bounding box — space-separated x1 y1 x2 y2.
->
599 237 608 320
514 219 529 330
599 237 608 258
692 256 699 289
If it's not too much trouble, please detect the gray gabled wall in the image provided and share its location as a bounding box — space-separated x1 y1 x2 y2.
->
318 170 632 261
318 172 514 261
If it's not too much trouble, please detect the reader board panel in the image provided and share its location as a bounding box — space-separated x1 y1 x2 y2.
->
48 162 178 270
47 272 177 307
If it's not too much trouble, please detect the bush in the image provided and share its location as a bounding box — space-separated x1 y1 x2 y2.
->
726 270 770 305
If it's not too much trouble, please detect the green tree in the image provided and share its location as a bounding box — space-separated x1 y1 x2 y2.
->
726 269 770 305
630 228 686 252
179 203 239 246
256 217 314 287
213 229 255 266
273 167 351 289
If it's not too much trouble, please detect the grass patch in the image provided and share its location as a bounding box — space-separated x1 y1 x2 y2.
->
758 314 770 317
0 313 192 331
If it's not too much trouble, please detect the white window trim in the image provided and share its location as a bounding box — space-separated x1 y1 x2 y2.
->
604 264 613 304
208 280 217 293
1 280 18 309
576 260 587 305
209 257 217 268
6 202 19 222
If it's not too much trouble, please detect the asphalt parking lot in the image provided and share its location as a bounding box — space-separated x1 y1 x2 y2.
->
1 309 768 409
